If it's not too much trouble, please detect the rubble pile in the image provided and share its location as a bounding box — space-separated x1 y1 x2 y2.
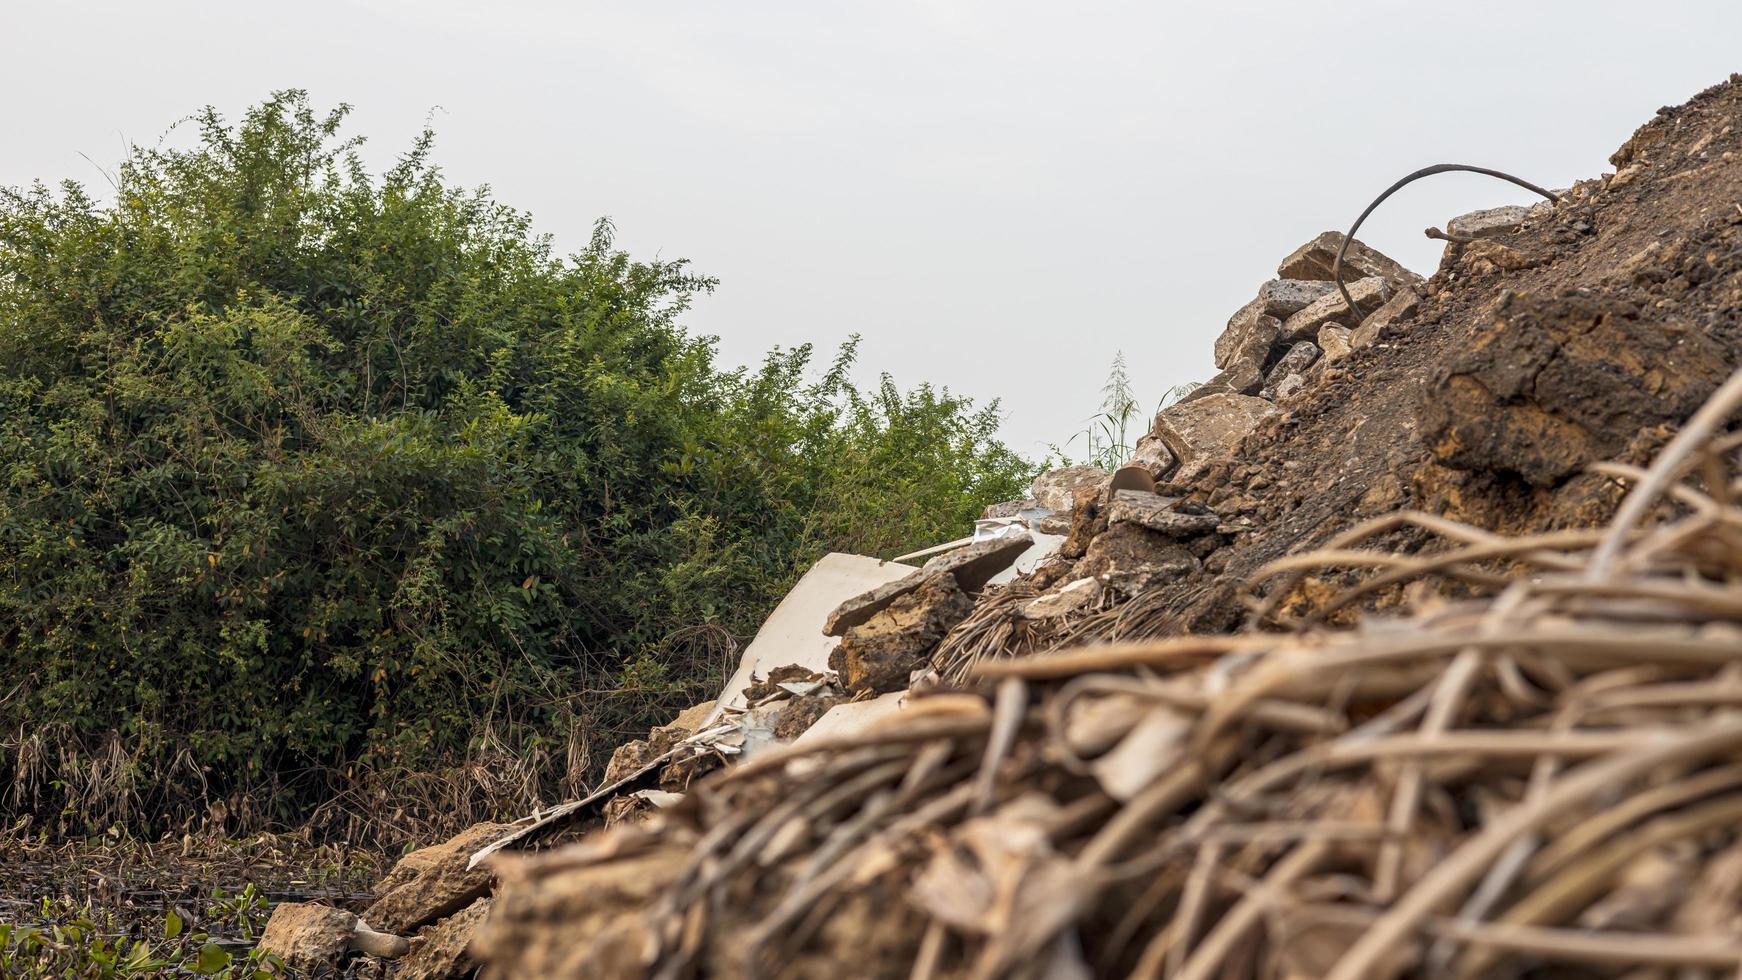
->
257 73 1742 978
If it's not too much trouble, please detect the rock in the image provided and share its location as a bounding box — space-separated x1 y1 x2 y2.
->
1214 281 1337 370
472 839 690 977
823 533 1031 635
1461 239 1540 274
393 898 491 980
1277 231 1422 290
1261 342 1321 398
1060 483 1109 560
916 531 1034 592
1152 394 1278 483
1075 523 1198 599
260 903 358 974
829 574 974 695
1180 360 1263 402
1030 466 1109 511
1446 204 1532 240
1128 434 1178 479
259 903 409 974
1213 307 1283 371
601 699 716 785
1352 288 1422 348
364 822 512 935
1279 277 1391 341
1021 577 1100 619
1106 490 1221 538
979 497 1036 519
1033 511 1072 535
1273 374 1307 401
1318 324 1354 362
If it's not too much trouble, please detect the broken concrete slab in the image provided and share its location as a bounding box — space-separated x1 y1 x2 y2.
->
393 898 491 980
1352 288 1422 349
1318 324 1354 363
830 574 974 695
1261 341 1321 399
1152 393 1278 483
1129 433 1178 479
795 690 909 743
824 534 1031 636
1279 276 1391 341
1106 490 1221 538
712 553 913 716
979 497 1038 519
1213 307 1283 371
1277 231 1422 289
1447 204 1532 240
1030 466 1109 511
1181 360 1263 402
1076 522 1199 598
365 822 513 935
259 903 408 974
986 530 1066 587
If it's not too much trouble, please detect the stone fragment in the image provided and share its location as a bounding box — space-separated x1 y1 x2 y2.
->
1152 394 1278 484
259 903 409 974
979 497 1036 519
1279 277 1391 341
1262 342 1321 397
472 841 690 978
1021 577 1100 619
1277 231 1422 289
1273 374 1307 401
1461 239 1540 274
1352 288 1422 349
365 822 513 935
1106 490 1221 538
1060 483 1109 560
823 533 1031 635
829 574 974 695
1128 433 1178 479
1030 466 1109 511
1213 307 1283 371
260 903 357 974
1318 324 1354 362
1075 523 1198 598
1446 204 1531 240
1180 361 1263 402
393 898 491 980
1033 511 1072 535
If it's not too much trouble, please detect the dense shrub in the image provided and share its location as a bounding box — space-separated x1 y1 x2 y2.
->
0 92 1033 840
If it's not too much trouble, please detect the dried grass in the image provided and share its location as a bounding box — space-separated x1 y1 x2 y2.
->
485 367 1742 979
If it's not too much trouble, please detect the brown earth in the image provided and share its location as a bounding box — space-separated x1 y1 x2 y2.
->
1151 74 1742 633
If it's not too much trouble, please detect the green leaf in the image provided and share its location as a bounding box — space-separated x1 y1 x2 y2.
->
165 908 184 939
194 942 232 974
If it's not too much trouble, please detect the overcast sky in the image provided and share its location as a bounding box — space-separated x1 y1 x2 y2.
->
5 2 1740 456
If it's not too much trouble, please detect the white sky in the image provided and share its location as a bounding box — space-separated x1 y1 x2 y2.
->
5 1 1740 456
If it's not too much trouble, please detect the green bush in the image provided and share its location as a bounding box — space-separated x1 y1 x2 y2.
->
0 92 1033 841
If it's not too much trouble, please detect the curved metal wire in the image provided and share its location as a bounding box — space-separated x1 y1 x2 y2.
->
1333 164 1561 320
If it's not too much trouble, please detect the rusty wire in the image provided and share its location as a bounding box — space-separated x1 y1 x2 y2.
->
1332 163 1561 319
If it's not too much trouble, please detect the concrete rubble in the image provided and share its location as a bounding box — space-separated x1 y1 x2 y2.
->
267 216 1471 980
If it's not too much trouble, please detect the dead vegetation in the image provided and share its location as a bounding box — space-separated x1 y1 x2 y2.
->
475 368 1742 979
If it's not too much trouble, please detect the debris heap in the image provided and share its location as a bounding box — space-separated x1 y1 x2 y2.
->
258 73 1742 978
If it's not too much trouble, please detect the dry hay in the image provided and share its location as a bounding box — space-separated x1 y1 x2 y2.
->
478 370 1742 980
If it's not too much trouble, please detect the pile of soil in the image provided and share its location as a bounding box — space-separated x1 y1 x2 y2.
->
269 74 1742 979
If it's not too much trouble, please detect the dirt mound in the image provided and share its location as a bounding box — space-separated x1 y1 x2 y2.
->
268 74 1742 978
